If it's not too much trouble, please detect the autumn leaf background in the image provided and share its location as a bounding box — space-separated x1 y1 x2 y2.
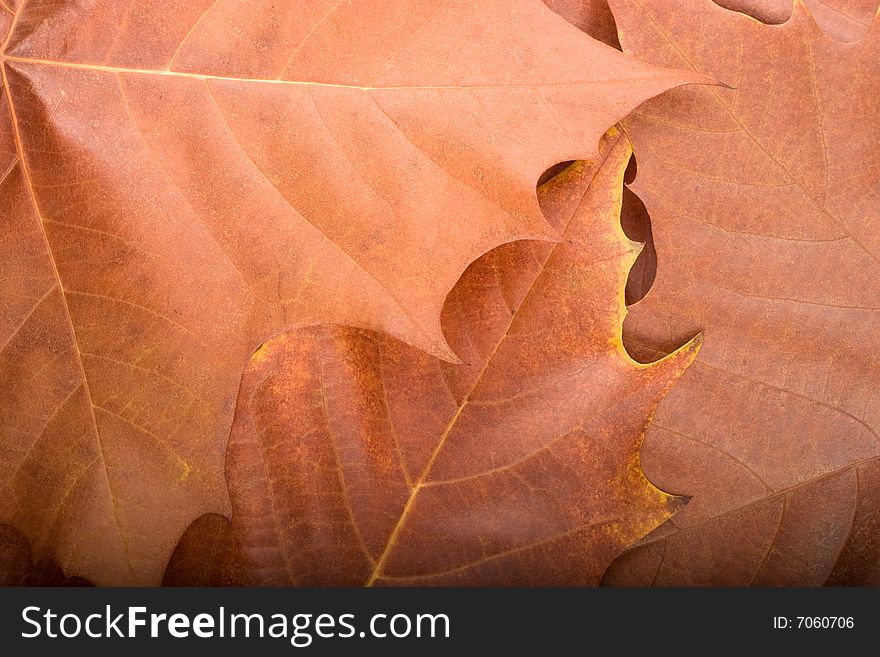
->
1 0 878 586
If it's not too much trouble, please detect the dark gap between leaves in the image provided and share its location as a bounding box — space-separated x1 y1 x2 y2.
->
620 155 656 307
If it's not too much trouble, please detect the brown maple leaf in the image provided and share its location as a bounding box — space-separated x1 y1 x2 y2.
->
600 0 880 585
165 132 700 586
0 1 709 585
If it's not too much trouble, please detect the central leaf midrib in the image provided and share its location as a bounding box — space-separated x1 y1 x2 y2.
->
2 54 688 90
0 61 135 581
364 145 618 585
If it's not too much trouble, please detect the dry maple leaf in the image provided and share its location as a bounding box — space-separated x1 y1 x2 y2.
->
599 0 880 585
0 1 709 585
165 132 700 586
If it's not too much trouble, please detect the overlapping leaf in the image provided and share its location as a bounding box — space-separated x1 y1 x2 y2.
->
0 0 709 584
166 133 700 586
550 0 879 45
718 0 876 41
602 0 880 585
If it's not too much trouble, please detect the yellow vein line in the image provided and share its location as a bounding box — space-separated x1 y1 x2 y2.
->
93 405 194 479
376 339 414 489
64 289 212 351
0 155 19 185
651 422 774 493
0 284 55 355
364 137 616 585
368 0 452 87
366 91 519 229
714 284 880 311
2 383 83 489
804 38 829 203
0 0 23 53
25 344 73 384
80 351 212 408
43 218 162 260
305 84 399 222
114 74 261 298
378 517 614 583
167 0 219 70
364 250 528 584
277 0 345 80
424 418 589 488
632 453 880 553
3 55 696 91
202 79 438 350
313 333 377 567
648 539 668 586
632 110 741 134
41 456 103 546
695 358 880 445
254 426 298 585
100 0 137 66
812 0 871 27
823 468 862 583
748 495 787 585
0 61 135 580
